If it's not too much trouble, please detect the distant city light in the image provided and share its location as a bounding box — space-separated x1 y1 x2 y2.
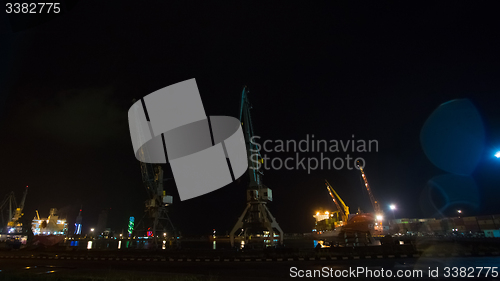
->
74 223 82 235
457 210 462 214
90 228 95 232
495 151 500 158
128 217 135 237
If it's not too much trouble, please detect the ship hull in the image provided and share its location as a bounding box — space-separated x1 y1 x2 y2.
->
311 227 342 240
33 235 65 246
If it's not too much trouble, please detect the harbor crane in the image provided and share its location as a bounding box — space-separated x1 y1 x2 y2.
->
135 151 176 247
0 186 28 234
324 180 349 224
356 160 383 233
229 86 283 248
130 99 175 248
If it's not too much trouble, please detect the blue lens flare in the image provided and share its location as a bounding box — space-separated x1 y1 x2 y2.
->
420 99 485 175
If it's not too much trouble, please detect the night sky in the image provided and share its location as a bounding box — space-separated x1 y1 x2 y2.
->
1 2 500 236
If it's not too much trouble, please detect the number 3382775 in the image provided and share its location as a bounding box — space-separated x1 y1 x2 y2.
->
6 3 60 14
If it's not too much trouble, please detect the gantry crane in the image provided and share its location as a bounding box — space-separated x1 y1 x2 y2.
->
356 160 383 232
324 180 349 224
229 86 283 248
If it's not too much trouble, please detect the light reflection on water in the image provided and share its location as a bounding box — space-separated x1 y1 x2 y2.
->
68 239 316 250
313 240 327 248
71 240 166 250
71 240 224 250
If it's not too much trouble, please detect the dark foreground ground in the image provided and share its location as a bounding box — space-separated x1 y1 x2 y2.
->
2 237 500 280
2 255 500 281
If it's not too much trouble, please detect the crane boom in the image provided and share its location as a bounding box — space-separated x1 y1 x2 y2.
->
19 188 27 210
324 180 350 223
2 187 28 233
15 187 28 220
356 160 384 235
0 192 15 211
239 86 263 188
356 161 381 215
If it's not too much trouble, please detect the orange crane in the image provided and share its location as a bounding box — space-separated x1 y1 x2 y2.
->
324 180 349 224
356 160 384 232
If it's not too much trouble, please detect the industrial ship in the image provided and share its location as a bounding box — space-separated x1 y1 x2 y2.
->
312 179 382 246
312 210 343 239
32 208 68 246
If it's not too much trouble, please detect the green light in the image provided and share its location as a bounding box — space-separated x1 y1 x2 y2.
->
128 217 135 235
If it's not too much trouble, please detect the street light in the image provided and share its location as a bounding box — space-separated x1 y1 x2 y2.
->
495 151 500 158
390 204 396 219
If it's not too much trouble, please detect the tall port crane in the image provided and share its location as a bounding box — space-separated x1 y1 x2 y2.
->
324 180 349 224
130 99 175 247
136 155 175 247
356 160 383 232
230 86 283 248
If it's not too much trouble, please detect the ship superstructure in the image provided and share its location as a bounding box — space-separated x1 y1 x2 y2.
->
32 208 68 246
